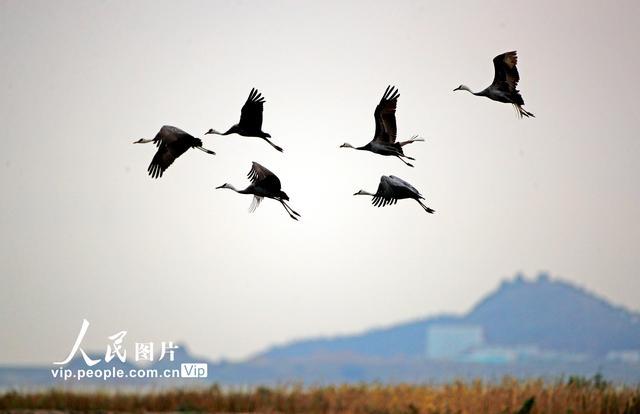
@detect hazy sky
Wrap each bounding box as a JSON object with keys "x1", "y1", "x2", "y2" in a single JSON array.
[{"x1": 1, "y1": 0, "x2": 639, "y2": 364}]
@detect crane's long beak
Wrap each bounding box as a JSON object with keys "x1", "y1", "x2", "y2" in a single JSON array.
[
  {"x1": 215, "y1": 184, "x2": 225, "y2": 189},
  {"x1": 453, "y1": 86, "x2": 461, "y2": 91}
]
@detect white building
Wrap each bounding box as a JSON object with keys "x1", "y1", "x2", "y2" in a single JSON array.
[
  {"x1": 606, "y1": 350, "x2": 640, "y2": 364},
  {"x1": 426, "y1": 325, "x2": 484, "y2": 360}
]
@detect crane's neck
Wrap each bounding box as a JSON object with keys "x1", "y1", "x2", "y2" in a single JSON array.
[
  {"x1": 342, "y1": 142, "x2": 369, "y2": 151},
  {"x1": 458, "y1": 85, "x2": 481, "y2": 95},
  {"x1": 206, "y1": 125, "x2": 237, "y2": 136},
  {"x1": 217, "y1": 183, "x2": 240, "y2": 192},
  {"x1": 219, "y1": 184, "x2": 254, "y2": 195}
]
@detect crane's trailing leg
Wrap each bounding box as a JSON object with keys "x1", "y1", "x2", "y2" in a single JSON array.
[
  {"x1": 515, "y1": 104, "x2": 534, "y2": 118},
  {"x1": 395, "y1": 155, "x2": 414, "y2": 167},
  {"x1": 283, "y1": 200, "x2": 301, "y2": 217},
  {"x1": 279, "y1": 199, "x2": 300, "y2": 220},
  {"x1": 262, "y1": 137, "x2": 284, "y2": 153},
  {"x1": 195, "y1": 146, "x2": 216, "y2": 155},
  {"x1": 279, "y1": 201, "x2": 299, "y2": 221},
  {"x1": 417, "y1": 200, "x2": 435, "y2": 214}
]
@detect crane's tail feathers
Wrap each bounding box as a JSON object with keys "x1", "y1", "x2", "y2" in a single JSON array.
[
  {"x1": 514, "y1": 104, "x2": 535, "y2": 118},
  {"x1": 399, "y1": 135, "x2": 425, "y2": 146},
  {"x1": 196, "y1": 146, "x2": 216, "y2": 155},
  {"x1": 417, "y1": 200, "x2": 435, "y2": 214}
]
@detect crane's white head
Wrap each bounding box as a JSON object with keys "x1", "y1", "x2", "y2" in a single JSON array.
[
  {"x1": 453, "y1": 84, "x2": 472, "y2": 93},
  {"x1": 340, "y1": 142, "x2": 355, "y2": 149}
]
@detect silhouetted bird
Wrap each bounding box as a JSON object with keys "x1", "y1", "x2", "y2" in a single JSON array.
[
  {"x1": 133, "y1": 125, "x2": 215, "y2": 179},
  {"x1": 454, "y1": 51, "x2": 534, "y2": 118},
  {"x1": 354, "y1": 175, "x2": 435, "y2": 213},
  {"x1": 216, "y1": 162, "x2": 300, "y2": 221},
  {"x1": 205, "y1": 88, "x2": 283, "y2": 152},
  {"x1": 514, "y1": 397, "x2": 535, "y2": 414},
  {"x1": 340, "y1": 85, "x2": 424, "y2": 167}
]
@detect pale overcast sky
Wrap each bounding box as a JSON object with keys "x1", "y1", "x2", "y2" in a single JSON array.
[{"x1": 1, "y1": 0, "x2": 639, "y2": 364}]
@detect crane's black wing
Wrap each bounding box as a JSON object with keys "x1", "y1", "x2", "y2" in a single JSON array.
[
  {"x1": 147, "y1": 126, "x2": 197, "y2": 178},
  {"x1": 238, "y1": 88, "x2": 265, "y2": 131},
  {"x1": 148, "y1": 142, "x2": 186, "y2": 178},
  {"x1": 371, "y1": 176, "x2": 398, "y2": 207},
  {"x1": 247, "y1": 161, "x2": 281, "y2": 192},
  {"x1": 388, "y1": 175, "x2": 421, "y2": 197},
  {"x1": 371, "y1": 175, "x2": 422, "y2": 206},
  {"x1": 152, "y1": 125, "x2": 188, "y2": 146},
  {"x1": 373, "y1": 86, "x2": 400, "y2": 144},
  {"x1": 491, "y1": 51, "x2": 520, "y2": 93}
]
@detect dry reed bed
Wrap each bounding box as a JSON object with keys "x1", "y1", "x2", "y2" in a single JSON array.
[{"x1": 1, "y1": 378, "x2": 639, "y2": 413}]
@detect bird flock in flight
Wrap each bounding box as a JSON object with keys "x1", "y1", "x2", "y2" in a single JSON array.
[{"x1": 133, "y1": 51, "x2": 534, "y2": 221}]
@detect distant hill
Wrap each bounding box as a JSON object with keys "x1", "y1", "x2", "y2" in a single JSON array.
[
  {"x1": 466, "y1": 274, "x2": 640, "y2": 355},
  {"x1": 258, "y1": 273, "x2": 640, "y2": 360},
  {"x1": 258, "y1": 314, "x2": 459, "y2": 361}
]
